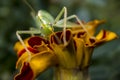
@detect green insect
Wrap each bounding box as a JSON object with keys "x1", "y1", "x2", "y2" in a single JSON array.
[{"x1": 16, "y1": 0, "x2": 88, "y2": 61}]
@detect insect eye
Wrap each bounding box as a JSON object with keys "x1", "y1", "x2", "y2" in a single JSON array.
[
  {"x1": 40, "y1": 26, "x2": 43, "y2": 29},
  {"x1": 49, "y1": 23, "x2": 52, "y2": 26}
]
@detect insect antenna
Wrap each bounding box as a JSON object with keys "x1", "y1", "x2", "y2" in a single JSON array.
[{"x1": 23, "y1": 0, "x2": 36, "y2": 15}]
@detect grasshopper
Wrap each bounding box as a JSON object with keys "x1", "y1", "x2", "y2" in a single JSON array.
[{"x1": 16, "y1": 0, "x2": 89, "y2": 61}]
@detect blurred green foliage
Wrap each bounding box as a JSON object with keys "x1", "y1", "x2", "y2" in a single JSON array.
[{"x1": 0, "y1": 0, "x2": 120, "y2": 80}]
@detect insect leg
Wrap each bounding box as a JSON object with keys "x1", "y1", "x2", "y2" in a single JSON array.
[
  {"x1": 54, "y1": 7, "x2": 67, "y2": 23},
  {"x1": 53, "y1": 7, "x2": 68, "y2": 46},
  {"x1": 29, "y1": 27, "x2": 38, "y2": 36},
  {"x1": 63, "y1": 7, "x2": 67, "y2": 46},
  {"x1": 57, "y1": 15, "x2": 92, "y2": 37},
  {"x1": 16, "y1": 30, "x2": 41, "y2": 62}
]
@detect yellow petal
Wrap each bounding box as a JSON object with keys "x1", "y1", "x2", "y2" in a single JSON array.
[
  {"x1": 71, "y1": 20, "x2": 105, "y2": 37},
  {"x1": 14, "y1": 38, "x2": 29, "y2": 55},
  {"x1": 73, "y1": 37, "x2": 84, "y2": 66},
  {"x1": 96, "y1": 30, "x2": 118, "y2": 41},
  {"x1": 86, "y1": 20, "x2": 105, "y2": 28},
  {"x1": 16, "y1": 52, "x2": 29, "y2": 69},
  {"x1": 29, "y1": 51, "x2": 56, "y2": 76},
  {"x1": 52, "y1": 44, "x2": 77, "y2": 68},
  {"x1": 50, "y1": 29, "x2": 76, "y2": 68},
  {"x1": 81, "y1": 46, "x2": 94, "y2": 69},
  {"x1": 105, "y1": 31, "x2": 118, "y2": 41},
  {"x1": 86, "y1": 20, "x2": 106, "y2": 36},
  {"x1": 73, "y1": 35, "x2": 94, "y2": 69}
]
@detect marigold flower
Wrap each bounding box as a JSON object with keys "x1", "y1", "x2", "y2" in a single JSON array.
[
  {"x1": 14, "y1": 36, "x2": 58, "y2": 80},
  {"x1": 14, "y1": 20, "x2": 118, "y2": 80}
]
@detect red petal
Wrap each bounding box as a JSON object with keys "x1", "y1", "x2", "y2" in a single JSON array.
[
  {"x1": 14, "y1": 62, "x2": 34, "y2": 80},
  {"x1": 61, "y1": 30, "x2": 72, "y2": 43},
  {"x1": 28, "y1": 36, "x2": 48, "y2": 47},
  {"x1": 18, "y1": 47, "x2": 39, "y2": 57},
  {"x1": 50, "y1": 31, "x2": 62, "y2": 44},
  {"x1": 50, "y1": 30, "x2": 72, "y2": 44}
]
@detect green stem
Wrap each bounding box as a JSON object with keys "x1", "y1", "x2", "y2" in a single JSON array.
[{"x1": 53, "y1": 67, "x2": 90, "y2": 80}]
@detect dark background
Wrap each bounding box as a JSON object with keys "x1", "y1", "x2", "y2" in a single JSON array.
[{"x1": 0, "y1": 0, "x2": 120, "y2": 80}]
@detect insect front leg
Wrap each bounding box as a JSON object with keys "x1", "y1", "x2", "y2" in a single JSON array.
[
  {"x1": 54, "y1": 7, "x2": 67, "y2": 23},
  {"x1": 16, "y1": 30, "x2": 41, "y2": 62},
  {"x1": 54, "y1": 7, "x2": 68, "y2": 46}
]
